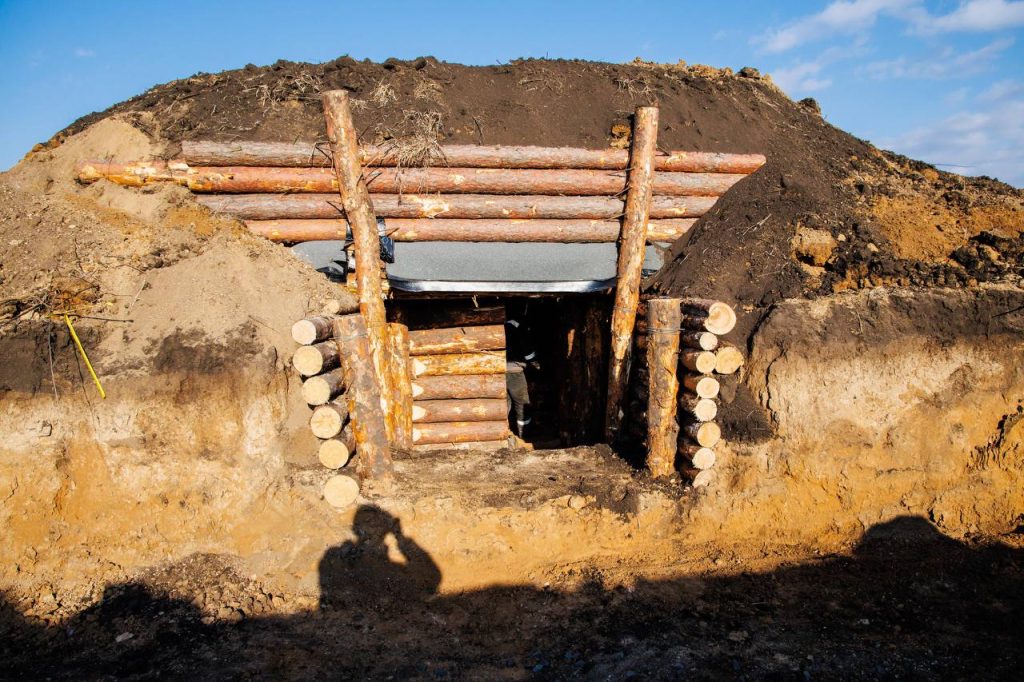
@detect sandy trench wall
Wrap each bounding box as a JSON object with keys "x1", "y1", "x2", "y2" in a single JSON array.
[{"x1": 1, "y1": 282, "x2": 1022, "y2": 604}]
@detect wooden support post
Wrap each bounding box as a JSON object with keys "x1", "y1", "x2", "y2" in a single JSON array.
[
  {"x1": 321, "y1": 90, "x2": 394, "y2": 441},
  {"x1": 333, "y1": 314, "x2": 393, "y2": 490},
  {"x1": 605, "y1": 105, "x2": 659, "y2": 439},
  {"x1": 386, "y1": 322, "x2": 413, "y2": 449},
  {"x1": 645, "y1": 297, "x2": 682, "y2": 478}
]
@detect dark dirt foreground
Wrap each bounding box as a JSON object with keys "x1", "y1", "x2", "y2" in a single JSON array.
[{"x1": 2, "y1": 516, "x2": 1022, "y2": 680}]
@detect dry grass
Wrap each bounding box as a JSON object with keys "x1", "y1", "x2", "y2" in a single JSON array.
[
  {"x1": 371, "y1": 110, "x2": 446, "y2": 170},
  {"x1": 413, "y1": 79, "x2": 444, "y2": 103},
  {"x1": 614, "y1": 74, "x2": 657, "y2": 102},
  {"x1": 244, "y1": 73, "x2": 323, "y2": 109},
  {"x1": 369, "y1": 80, "x2": 398, "y2": 107}
]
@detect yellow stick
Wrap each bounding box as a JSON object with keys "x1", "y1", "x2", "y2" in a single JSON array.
[{"x1": 64, "y1": 314, "x2": 106, "y2": 399}]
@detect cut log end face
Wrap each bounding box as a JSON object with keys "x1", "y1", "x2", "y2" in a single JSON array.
[
  {"x1": 685, "y1": 447, "x2": 717, "y2": 470},
  {"x1": 323, "y1": 474, "x2": 360, "y2": 508},
  {"x1": 292, "y1": 319, "x2": 319, "y2": 345},
  {"x1": 683, "y1": 350, "x2": 717, "y2": 374},
  {"x1": 690, "y1": 469, "x2": 716, "y2": 488},
  {"x1": 690, "y1": 398, "x2": 718, "y2": 422},
  {"x1": 318, "y1": 438, "x2": 353, "y2": 469},
  {"x1": 302, "y1": 377, "x2": 333, "y2": 405},
  {"x1": 693, "y1": 422, "x2": 721, "y2": 448},
  {"x1": 310, "y1": 403, "x2": 348, "y2": 439},
  {"x1": 293, "y1": 345, "x2": 327, "y2": 376},
  {"x1": 714, "y1": 346, "x2": 744, "y2": 375},
  {"x1": 685, "y1": 375, "x2": 720, "y2": 399},
  {"x1": 704, "y1": 303, "x2": 737, "y2": 336},
  {"x1": 696, "y1": 332, "x2": 718, "y2": 351}
]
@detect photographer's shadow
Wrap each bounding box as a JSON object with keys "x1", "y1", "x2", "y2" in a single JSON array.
[{"x1": 317, "y1": 505, "x2": 442, "y2": 609}]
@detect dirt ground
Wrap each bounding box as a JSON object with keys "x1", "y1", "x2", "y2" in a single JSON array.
[{"x1": 1, "y1": 56, "x2": 1023, "y2": 680}]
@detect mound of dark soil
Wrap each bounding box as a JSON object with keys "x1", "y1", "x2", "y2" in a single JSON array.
[{"x1": 44, "y1": 57, "x2": 1021, "y2": 338}]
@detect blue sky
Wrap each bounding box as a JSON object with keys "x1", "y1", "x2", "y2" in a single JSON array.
[{"x1": 1, "y1": 0, "x2": 1022, "y2": 185}]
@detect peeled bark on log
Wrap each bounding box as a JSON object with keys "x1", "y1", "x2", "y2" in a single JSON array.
[
  {"x1": 322, "y1": 90, "x2": 394, "y2": 441},
  {"x1": 386, "y1": 322, "x2": 413, "y2": 449},
  {"x1": 681, "y1": 349, "x2": 717, "y2": 374},
  {"x1": 678, "y1": 395, "x2": 718, "y2": 422},
  {"x1": 318, "y1": 428, "x2": 356, "y2": 469},
  {"x1": 682, "y1": 374, "x2": 720, "y2": 400},
  {"x1": 198, "y1": 193, "x2": 716, "y2": 221},
  {"x1": 606, "y1": 106, "x2": 659, "y2": 439},
  {"x1": 411, "y1": 352, "x2": 506, "y2": 378},
  {"x1": 645, "y1": 297, "x2": 682, "y2": 477},
  {"x1": 680, "y1": 299, "x2": 737, "y2": 335},
  {"x1": 292, "y1": 341, "x2": 340, "y2": 376},
  {"x1": 332, "y1": 314, "x2": 393, "y2": 487},
  {"x1": 682, "y1": 421, "x2": 721, "y2": 448},
  {"x1": 410, "y1": 373, "x2": 507, "y2": 400},
  {"x1": 408, "y1": 324, "x2": 505, "y2": 356},
  {"x1": 302, "y1": 368, "x2": 346, "y2": 405},
  {"x1": 292, "y1": 315, "x2": 341, "y2": 345},
  {"x1": 679, "y1": 444, "x2": 716, "y2": 470},
  {"x1": 323, "y1": 474, "x2": 360, "y2": 508},
  {"x1": 412, "y1": 420, "x2": 510, "y2": 445},
  {"x1": 681, "y1": 331, "x2": 719, "y2": 351},
  {"x1": 244, "y1": 217, "x2": 696, "y2": 243},
  {"x1": 310, "y1": 400, "x2": 350, "y2": 439},
  {"x1": 714, "y1": 343, "x2": 745, "y2": 375},
  {"x1": 77, "y1": 160, "x2": 741, "y2": 197},
  {"x1": 181, "y1": 140, "x2": 767, "y2": 173},
  {"x1": 411, "y1": 398, "x2": 508, "y2": 423}
]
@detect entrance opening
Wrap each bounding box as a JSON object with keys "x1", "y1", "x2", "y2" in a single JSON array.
[{"x1": 389, "y1": 294, "x2": 610, "y2": 449}]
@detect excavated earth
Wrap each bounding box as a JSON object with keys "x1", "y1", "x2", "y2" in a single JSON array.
[{"x1": 1, "y1": 58, "x2": 1022, "y2": 679}]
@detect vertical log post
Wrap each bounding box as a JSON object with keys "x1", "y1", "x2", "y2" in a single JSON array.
[
  {"x1": 645, "y1": 298, "x2": 682, "y2": 477},
  {"x1": 605, "y1": 106, "x2": 659, "y2": 440},
  {"x1": 322, "y1": 90, "x2": 394, "y2": 441},
  {"x1": 387, "y1": 322, "x2": 414, "y2": 449},
  {"x1": 333, "y1": 314, "x2": 394, "y2": 491}
]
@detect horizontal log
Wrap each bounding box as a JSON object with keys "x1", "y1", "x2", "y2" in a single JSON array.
[
  {"x1": 245, "y1": 217, "x2": 696, "y2": 243},
  {"x1": 412, "y1": 420, "x2": 511, "y2": 445},
  {"x1": 292, "y1": 315, "x2": 340, "y2": 345},
  {"x1": 681, "y1": 331, "x2": 719, "y2": 351},
  {"x1": 682, "y1": 374, "x2": 720, "y2": 400},
  {"x1": 679, "y1": 395, "x2": 718, "y2": 422},
  {"x1": 310, "y1": 401, "x2": 349, "y2": 439},
  {"x1": 401, "y1": 305, "x2": 505, "y2": 330},
  {"x1": 682, "y1": 421, "x2": 721, "y2": 448},
  {"x1": 680, "y1": 299, "x2": 737, "y2": 335},
  {"x1": 198, "y1": 193, "x2": 715, "y2": 221},
  {"x1": 411, "y1": 373, "x2": 507, "y2": 400},
  {"x1": 292, "y1": 341, "x2": 340, "y2": 376},
  {"x1": 408, "y1": 324, "x2": 505, "y2": 356},
  {"x1": 411, "y1": 398, "x2": 508, "y2": 423},
  {"x1": 411, "y1": 439, "x2": 509, "y2": 452},
  {"x1": 76, "y1": 161, "x2": 742, "y2": 197},
  {"x1": 318, "y1": 427, "x2": 355, "y2": 469},
  {"x1": 680, "y1": 349, "x2": 717, "y2": 374},
  {"x1": 714, "y1": 344, "x2": 744, "y2": 375},
  {"x1": 411, "y1": 352, "x2": 506, "y2": 378},
  {"x1": 301, "y1": 368, "x2": 346, "y2": 405},
  {"x1": 679, "y1": 444, "x2": 716, "y2": 470},
  {"x1": 182, "y1": 140, "x2": 767, "y2": 173},
  {"x1": 685, "y1": 468, "x2": 716, "y2": 488}
]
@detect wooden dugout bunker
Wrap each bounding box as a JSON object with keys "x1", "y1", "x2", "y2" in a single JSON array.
[{"x1": 78, "y1": 92, "x2": 762, "y2": 496}]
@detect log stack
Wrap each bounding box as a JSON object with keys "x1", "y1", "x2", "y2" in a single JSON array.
[
  {"x1": 407, "y1": 320, "x2": 512, "y2": 449},
  {"x1": 291, "y1": 313, "x2": 360, "y2": 472},
  {"x1": 636, "y1": 297, "x2": 742, "y2": 486},
  {"x1": 74, "y1": 143, "x2": 765, "y2": 247}
]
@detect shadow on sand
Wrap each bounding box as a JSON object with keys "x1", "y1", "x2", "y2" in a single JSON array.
[{"x1": 2, "y1": 512, "x2": 1022, "y2": 680}]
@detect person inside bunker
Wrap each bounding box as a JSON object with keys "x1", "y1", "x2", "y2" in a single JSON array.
[{"x1": 505, "y1": 304, "x2": 540, "y2": 438}]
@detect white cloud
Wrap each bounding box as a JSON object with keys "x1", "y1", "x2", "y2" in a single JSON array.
[
  {"x1": 978, "y1": 78, "x2": 1024, "y2": 100},
  {"x1": 863, "y1": 37, "x2": 1013, "y2": 79},
  {"x1": 74, "y1": 48, "x2": 96, "y2": 58},
  {"x1": 758, "y1": 0, "x2": 1024, "y2": 54},
  {"x1": 918, "y1": 0, "x2": 1024, "y2": 33},
  {"x1": 878, "y1": 93, "x2": 1024, "y2": 186},
  {"x1": 772, "y1": 62, "x2": 834, "y2": 93},
  {"x1": 756, "y1": 0, "x2": 921, "y2": 53}
]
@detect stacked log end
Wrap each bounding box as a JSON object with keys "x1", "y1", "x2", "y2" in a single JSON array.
[
  {"x1": 676, "y1": 297, "x2": 741, "y2": 485},
  {"x1": 641, "y1": 296, "x2": 742, "y2": 485},
  {"x1": 291, "y1": 314, "x2": 360, "y2": 500}
]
